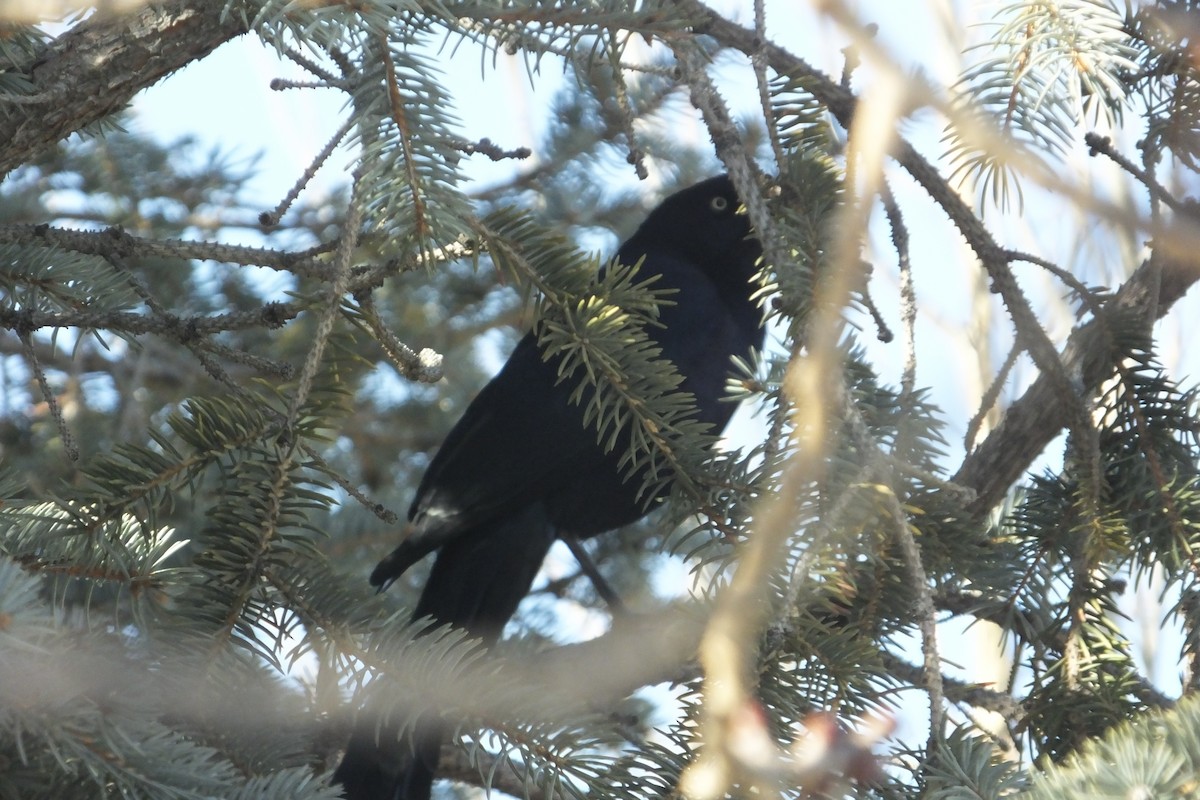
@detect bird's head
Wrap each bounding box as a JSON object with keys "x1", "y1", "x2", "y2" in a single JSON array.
[{"x1": 628, "y1": 174, "x2": 762, "y2": 280}]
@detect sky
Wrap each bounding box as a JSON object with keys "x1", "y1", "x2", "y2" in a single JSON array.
[
  {"x1": 128, "y1": 0, "x2": 1058, "y2": 413},
  {"x1": 128, "y1": 0, "x2": 988, "y2": 422},
  {"x1": 118, "y1": 0, "x2": 1199, "y2": 737}
]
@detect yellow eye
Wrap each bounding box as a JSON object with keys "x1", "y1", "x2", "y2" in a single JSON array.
[{"x1": 710, "y1": 196, "x2": 729, "y2": 212}]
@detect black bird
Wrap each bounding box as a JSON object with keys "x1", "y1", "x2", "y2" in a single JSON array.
[{"x1": 334, "y1": 174, "x2": 766, "y2": 800}]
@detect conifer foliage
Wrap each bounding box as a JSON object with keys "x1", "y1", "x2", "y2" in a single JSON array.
[{"x1": 2, "y1": 1, "x2": 1200, "y2": 798}]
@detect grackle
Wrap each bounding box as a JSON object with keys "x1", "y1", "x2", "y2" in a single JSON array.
[{"x1": 334, "y1": 174, "x2": 766, "y2": 800}]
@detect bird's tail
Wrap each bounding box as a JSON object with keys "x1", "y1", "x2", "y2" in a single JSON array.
[{"x1": 335, "y1": 504, "x2": 557, "y2": 800}]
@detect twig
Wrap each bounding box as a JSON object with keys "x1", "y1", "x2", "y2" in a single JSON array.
[
  {"x1": 0, "y1": 304, "x2": 297, "y2": 338},
  {"x1": 562, "y1": 534, "x2": 628, "y2": 615},
  {"x1": 881, "y1": 181, "x2": 915, "y2": 396},
  {"x1": 752, "y1": 0, "x2": 785, "y2": 172},
  {"x1": 964, "y1": 341, "x2": 1020, "y2": 452},
  {"x1": 885, "y1": 484, "x2": 945, "y2": 756},
  {"x1": 1006, "y1": 248, "x2": 1107, "y2": 316},
  {"x1": 607, "y1": 33, "x2": 647, "y2": 179},
  {"x1": 283, "y1": 166, "x2": 366, "y2": 437},
  {"x1": 302, "y1": 445, "x2": 400, "y2": 525},
  {"x1": 448, "y1": 136, "x2": 531, "y2": 162},
  {"x1": 18, "y1": 327, "x2": 79, "y2": 462},
  {"x1": 279, "y1": 42, "x2": 345, "y2": 85},
  {"x1": 1085, "y1": 132, "x2": 1186, "y2": 213},
  {"x1": 260, "y1": 116, "x2": 355, "y2": 227},
  {"x1": 353, "y1": 292, "x2": 444, "y2": 384},
  {"x1": 880, "y1": 653, "x2": 1023, "y2": 722},
  {"x1": 673, "y1": 36, "x2": 863, "y2": 798},
  {"x1": 0, "y1": 223, "x2": 335, "y2": 279}
]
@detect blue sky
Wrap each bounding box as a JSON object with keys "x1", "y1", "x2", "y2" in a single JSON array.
[{"x1": 118, "y1": 0, "x2": 1200, "y2": 735}]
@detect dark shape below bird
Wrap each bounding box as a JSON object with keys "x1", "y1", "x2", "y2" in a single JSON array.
[{"x1": 334, "y1": 174, "x2": 766, "y2": 800}]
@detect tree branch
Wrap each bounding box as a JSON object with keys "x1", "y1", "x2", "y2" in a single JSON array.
[
  {"x1": 954, "y1": 251, "x2": 1200, "y2": 513},
  {"x1": 0, "y1": 0, "x2": 249, "y2": 178},
  {"x1": 676, "y1": 0, "x2": 1200, "y2": 515}
]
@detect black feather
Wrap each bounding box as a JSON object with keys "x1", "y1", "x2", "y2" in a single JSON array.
[{"x1": 335, "y1": 174, "x2": 765, "y2": 800}]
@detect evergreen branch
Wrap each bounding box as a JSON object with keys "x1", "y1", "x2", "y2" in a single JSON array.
[
  {"x1": 206, "y1": 441, "x2": 294, "y2": 663},
  {"x1": 3, "y1": 503, "x2": 181, "y2": 603},
  {"x1": 469, "y1": 212, "x2": 719, "y2": 506},
  {"x1": 886, "y1": 482, "x2": 946, "y2": 753},
  {"x1": 352, "y1": 291, "x2": 444, "y2": 384},
  {"x1": 259, "y1": 114, "x2": 355, "y2": 227},
  {"x1": 1085, "y1": 131, "x2": 1187, "y2": 213},
  {"x1": 1028, "y1": 693, "x2": 1200, "y2": 798},
  {"x1": 194, "y1": 181, "x2": 372, "y2": 657},
  {"x1": 280, "y1": 163, "x2": 365, "y2": 487},
  {"x1": 0, "y1": 223, "x2": 334, "y2": 278},
  {"x1": 16, "y1": 327, "x2": 78, "y2": 461},
  {"x1": 752, "y1": 0, "x2": 785, "y2": 172},
  {"x1": 965, "y1": 339, "x2": 1021, "y2": 452},
  {"x1": 0, "y1": 556, "x2": 335, "y2": 796},
  {"x1": 1111, "y1": 368, "x2": 1194, "y2": 557},
  {"x1": 928, "y1": 726, "x2": 1028, "y2": 798},
  {"x1": 675, "y1": 43, "x2": 859, "y2": 789},
  {"x1": 9, "y1": 549, "x2": 168, "y2": 589},
  {"x1": 676, "y1": 0, "x2": 1155, "y2": 518},
  {"x1": 935, "y1": 587, "x2": 1176, "y2": 712},
  {"x1": 0, "y1": 303, "x2": 297, "y2": 337},
  {"x1": 782, "y1": 458, "x2": 872, "y2": 612},
  {"x1": 956, "y1": 249, "x2": 1199, "y2": 514},
  {"x1": 0, "y1": 0, "x2": 250, "y2": 177},
  {"x1": 441, "y1": 745, "x2": 535, "y2": 800},
  {"x1": 881, "y1": 181, "x2": 916, "y2": 397},
  {"x1": 379, "y1": 33, "x2": 429, "y2": 240},
  {"x1": 880, "y1": 653, "x2": 1024, "y2": 722},
  {"x1": 78, "y1": 398, "x2": 276, "y2": 534},
  {"x1": 832, "y1": 364, "x2": 952, "y2": 755}
]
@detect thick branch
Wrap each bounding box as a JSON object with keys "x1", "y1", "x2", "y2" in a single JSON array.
[
  {"x1": 955, "y1": 252, "x2": 1200, "y2": 513},
  {"x1": 0, "y1": 0, "x2": 249, "y2": 178},
  {"x1": 678, "y1": 0, "x2": 1200, "y2": 515}
]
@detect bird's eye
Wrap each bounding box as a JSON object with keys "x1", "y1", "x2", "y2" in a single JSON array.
[{"x1": 710, "y1": 196, "x2": 729, "y2": 212}]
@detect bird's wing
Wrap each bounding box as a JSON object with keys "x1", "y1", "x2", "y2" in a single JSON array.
[
  {"x1": 377, "y1": 243, "x2": 761, "y2": 586},
  {"x1": 409, "y1": 333, "x2": 596, "y2": 519}
]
